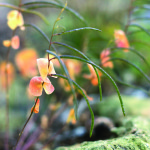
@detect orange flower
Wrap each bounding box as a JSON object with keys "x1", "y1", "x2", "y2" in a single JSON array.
[
  {"x1": 3, "y1": 40, "x2": 11, "y2": 47},
  {"x1": 15, "y1": 49, "x2": 38, "y2": 78},
  {"x1": 3, "y1": 35, "x2": 20, "y2": 50},
  {"x1": 31, "y1": 99, "x2": 40, "y2": 113},
  {"x1": 7, "y1": 10, "x2": 24, "y2": 30},
  {"x1": 100, "y1": 49, "x2": 113, "y2": 68},
  {"x1": 66, "y1": 108, "x2": 76, "y2": 124},
  {"x1": 29, "y1": 76, "x2": 54, "y2": 96},
  {"x1": 11, "y1": 35, "x2": 20, "y2": 49},
  {"x1": 0, "y1": 62, "x2": 15, "y2": 89},
  {"x1": 83, "y1": 64, "x2": 102, "y2": 86},
  {"x1": 65, "y1": 59, "x2": 81, "y2": 80},
  {"x1": 114, "y1": 30, "x2": 129, "y2": 52},
  {"x1": 37, "y1": 58, "x2": 57, "y2": 81}
]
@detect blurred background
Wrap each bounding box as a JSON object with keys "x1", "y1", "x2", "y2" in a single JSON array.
[{"x1": 0, "y1": 0, "x2": 150, "y2": 149}]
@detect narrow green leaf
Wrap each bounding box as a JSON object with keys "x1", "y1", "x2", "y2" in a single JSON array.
[
  {"x1": 0, "y1": 3, "x2": 49, "y2": 25},
  {"x1": 111, "y1": 47, "x2": 150, "y2": 69},
  {"x1": 94, "y1": 68, "x2": 102, "y2": 101},
  {"x1": 47, "y1": 53, "x2": 125, "y2": 116},
  {"x1": 110, "y1": 57, "x2": 150, "y2": 82},
  {"x1": 24, "y1": 23, "x2": 49, "y2": 42},
  {"x1": 52, "y1": 73, "x2": 94, "y2": 137},
  {"x1": 129, "y1": 24, "x2": 150, "y2": 37},
  {"x1": 53, "y1": 27, "x2": 101, "y2": 36},
  {"x1": 46, "y1": 51, "x2": 78, "y2": 119},
  {"x1": 22, "y1": 1, "x2": 87, "y2": 25},
  {"x1": 53, "y1": 42, "x2": 102, "y2": 101},
  {"x1": 23, "y1": 10, "x2": 50, "y2": 25}
]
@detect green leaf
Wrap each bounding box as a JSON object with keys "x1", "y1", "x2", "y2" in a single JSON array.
[
  {"x1": 53, "y1": 73, "x2": 94, "y2": 137},
  {"x1": 53, "y1": 42, "x2": 102, "y2": 101},
  {"x1": 46, "y1": 51, "x2": 78, "y2": 119},
  {"x1": 24, "y1": 23, "x2": 49, "y2": 42},
  {"x1": 0, "y1": 3, "x2": 49, "y2": 25},
  {"x1": 111, "y1": 47, "x2": 150, "y2": 69},
  {"x1": 110, "y1": 57, "x2": 150, "y2": 83},
  {"x1": 47, "y1": 53, "x2": 125, "y2": 116},
  {"x1": 129, "y1": 24, "x2": 150, "y2": 37},
  {"x1": 53, "y1": 27, "x2": 101, "y2": 36},
  {"x1": 22, "y1": 1, "x2": 87, "y2": 25}
]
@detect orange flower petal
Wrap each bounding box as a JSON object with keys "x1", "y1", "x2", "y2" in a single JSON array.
[
  {"x1": 31, "y1": 99, "x2": 40, "y2": 113},
  {"x1": 15, "y1": 49, "x2": 38, "y2": 77},
  {"x1": 43, "y1": 77, "x2": 55, "y2": 94},
  {"x1": 0, "y1": 62, "x2": 15, "y2": 90},
  {"x1": 114, "y1": 30, "x2": 129, "y2": 52},
  {"x1": 11, "y1": 35, "x2": 20, "y2": 49},
  {"x1": 37, "y1": 58, "x2": 48, "y2": 81},
  {"x1": 7, "y1": 10, "x2": 24, "y2": 30},
  {"x1": 100, "y1": 49, "x2": 113, "y2": 68},
  {"x1": 48, "y1": 61, "x2": 57, "y2": 78},
  {"x1": 67, "y1": 108, "x2": 76, "y2": 124},
  {"x1": 3, "y1": 40, "x2": 11, "y2": 47},
  {"x1": 29, "y1": 76, "x2": 43, "y2": 96}
]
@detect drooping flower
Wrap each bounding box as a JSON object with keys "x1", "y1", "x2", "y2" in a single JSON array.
[
  {"x1": 3, "y1": 35, "x2": 20, "y2": 50},
  {"x1": 0, "y1": 62, "x2": 15, "y2": 89},
  {"x1": 37, "y1": 58, "x2": 57, "y2": 81},
  {"x1": 29, "y1": 76, "x2": 54, "y2": 96},
  {"x1": 31, "y1": 99, "x2": 40, "y2": 113},
  {"x1": 83, "y1": 64, "x2": 102, "y2": 86},
  {"x1": 100, "y1": 49, "x2": 113, "y2": 68},
  {"x1": 114, "y1": 30, "x2": 129, "y2": 52},
  {"x1": 66, "y1": 108, "x2": 76, "y2": 124},
  {"x1": 15, "y1": 49, "x2": 38, "y2": 77},
  {"x1": 7, "y1": 10, "x2": 24, "y2": 30}
]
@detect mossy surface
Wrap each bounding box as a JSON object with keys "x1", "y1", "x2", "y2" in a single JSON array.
[
  {"x1": 56, "y1": 95, "x2": 150, "y2": 150},
  {"x1": 56, "y1": 117, "x2": 150, "y2": 150}
]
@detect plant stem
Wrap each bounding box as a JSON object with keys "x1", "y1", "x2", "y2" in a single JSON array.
[
  {"x1": 4, "y1": 28, "x2": 17, "y2": 150},
  {"x1": 13, "y1": 97, "x2": 39, "y2": 150}
]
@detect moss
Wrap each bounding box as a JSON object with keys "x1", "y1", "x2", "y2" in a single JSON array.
[{"x1": 56, "y1": 117, "x2": 150, "y2": 150}]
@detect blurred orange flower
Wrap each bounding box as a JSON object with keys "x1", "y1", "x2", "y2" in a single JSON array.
[
  {"x1": 66, "y1": 108, "x2": 76, "y2": 124},
  {"x1": 100, "y1": 49, "x2": 113, "y2": 68},
  {"x1": 3, "y1": 40, "x2": 11, "y2": 47},
  {"x1": 15, "y1": 49, "x2": 38, "y2": 78},
  {"x1": 0, "y1": 62, "x2": 15, "y2": 89},
  {"x1": 31, "y1": 99, "x2": 40, "y2": 113},
  {"x1": 37, "y1": 58, "x2": 57, "y2": 81},
  {"x1": 59, "y1": 78, "x2": 71, "y2": 92},
  {"x1": 83, "y1": 64, "x2": 102, "y2": 86},
  {"x1": 114, "y1": 30, "x2": 129, "y2": 52},
  {"x1": 3, "y1": 35, "x2": 20, "y2": 50},
  {"x1": 29, "y1": 76, "x2": 54, "y2": 96},
  {"x1": 65, "y1": 59, "x2": 81, "y2": 80},
  {"x1": 7, "y1": 10, "x2": 24, "y2": 30}
]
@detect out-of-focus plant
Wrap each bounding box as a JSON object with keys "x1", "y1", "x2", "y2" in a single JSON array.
[{"x1": 0, "y1": 0, "x2": 150, "y2": 149}]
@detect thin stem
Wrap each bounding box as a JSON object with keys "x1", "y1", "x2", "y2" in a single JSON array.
[
  {"x1": 124, "y1": 0, "x2": 134, "y2": 33},
  {"x1": 4, "y1": 28, "x2": 17, "y2": 150},
  {"x1": 13, "y1": 97, "x2": 39, "y2": 150},
  {"x1": 48, "y1": 5, "x2": 65, "y2": 68}
]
